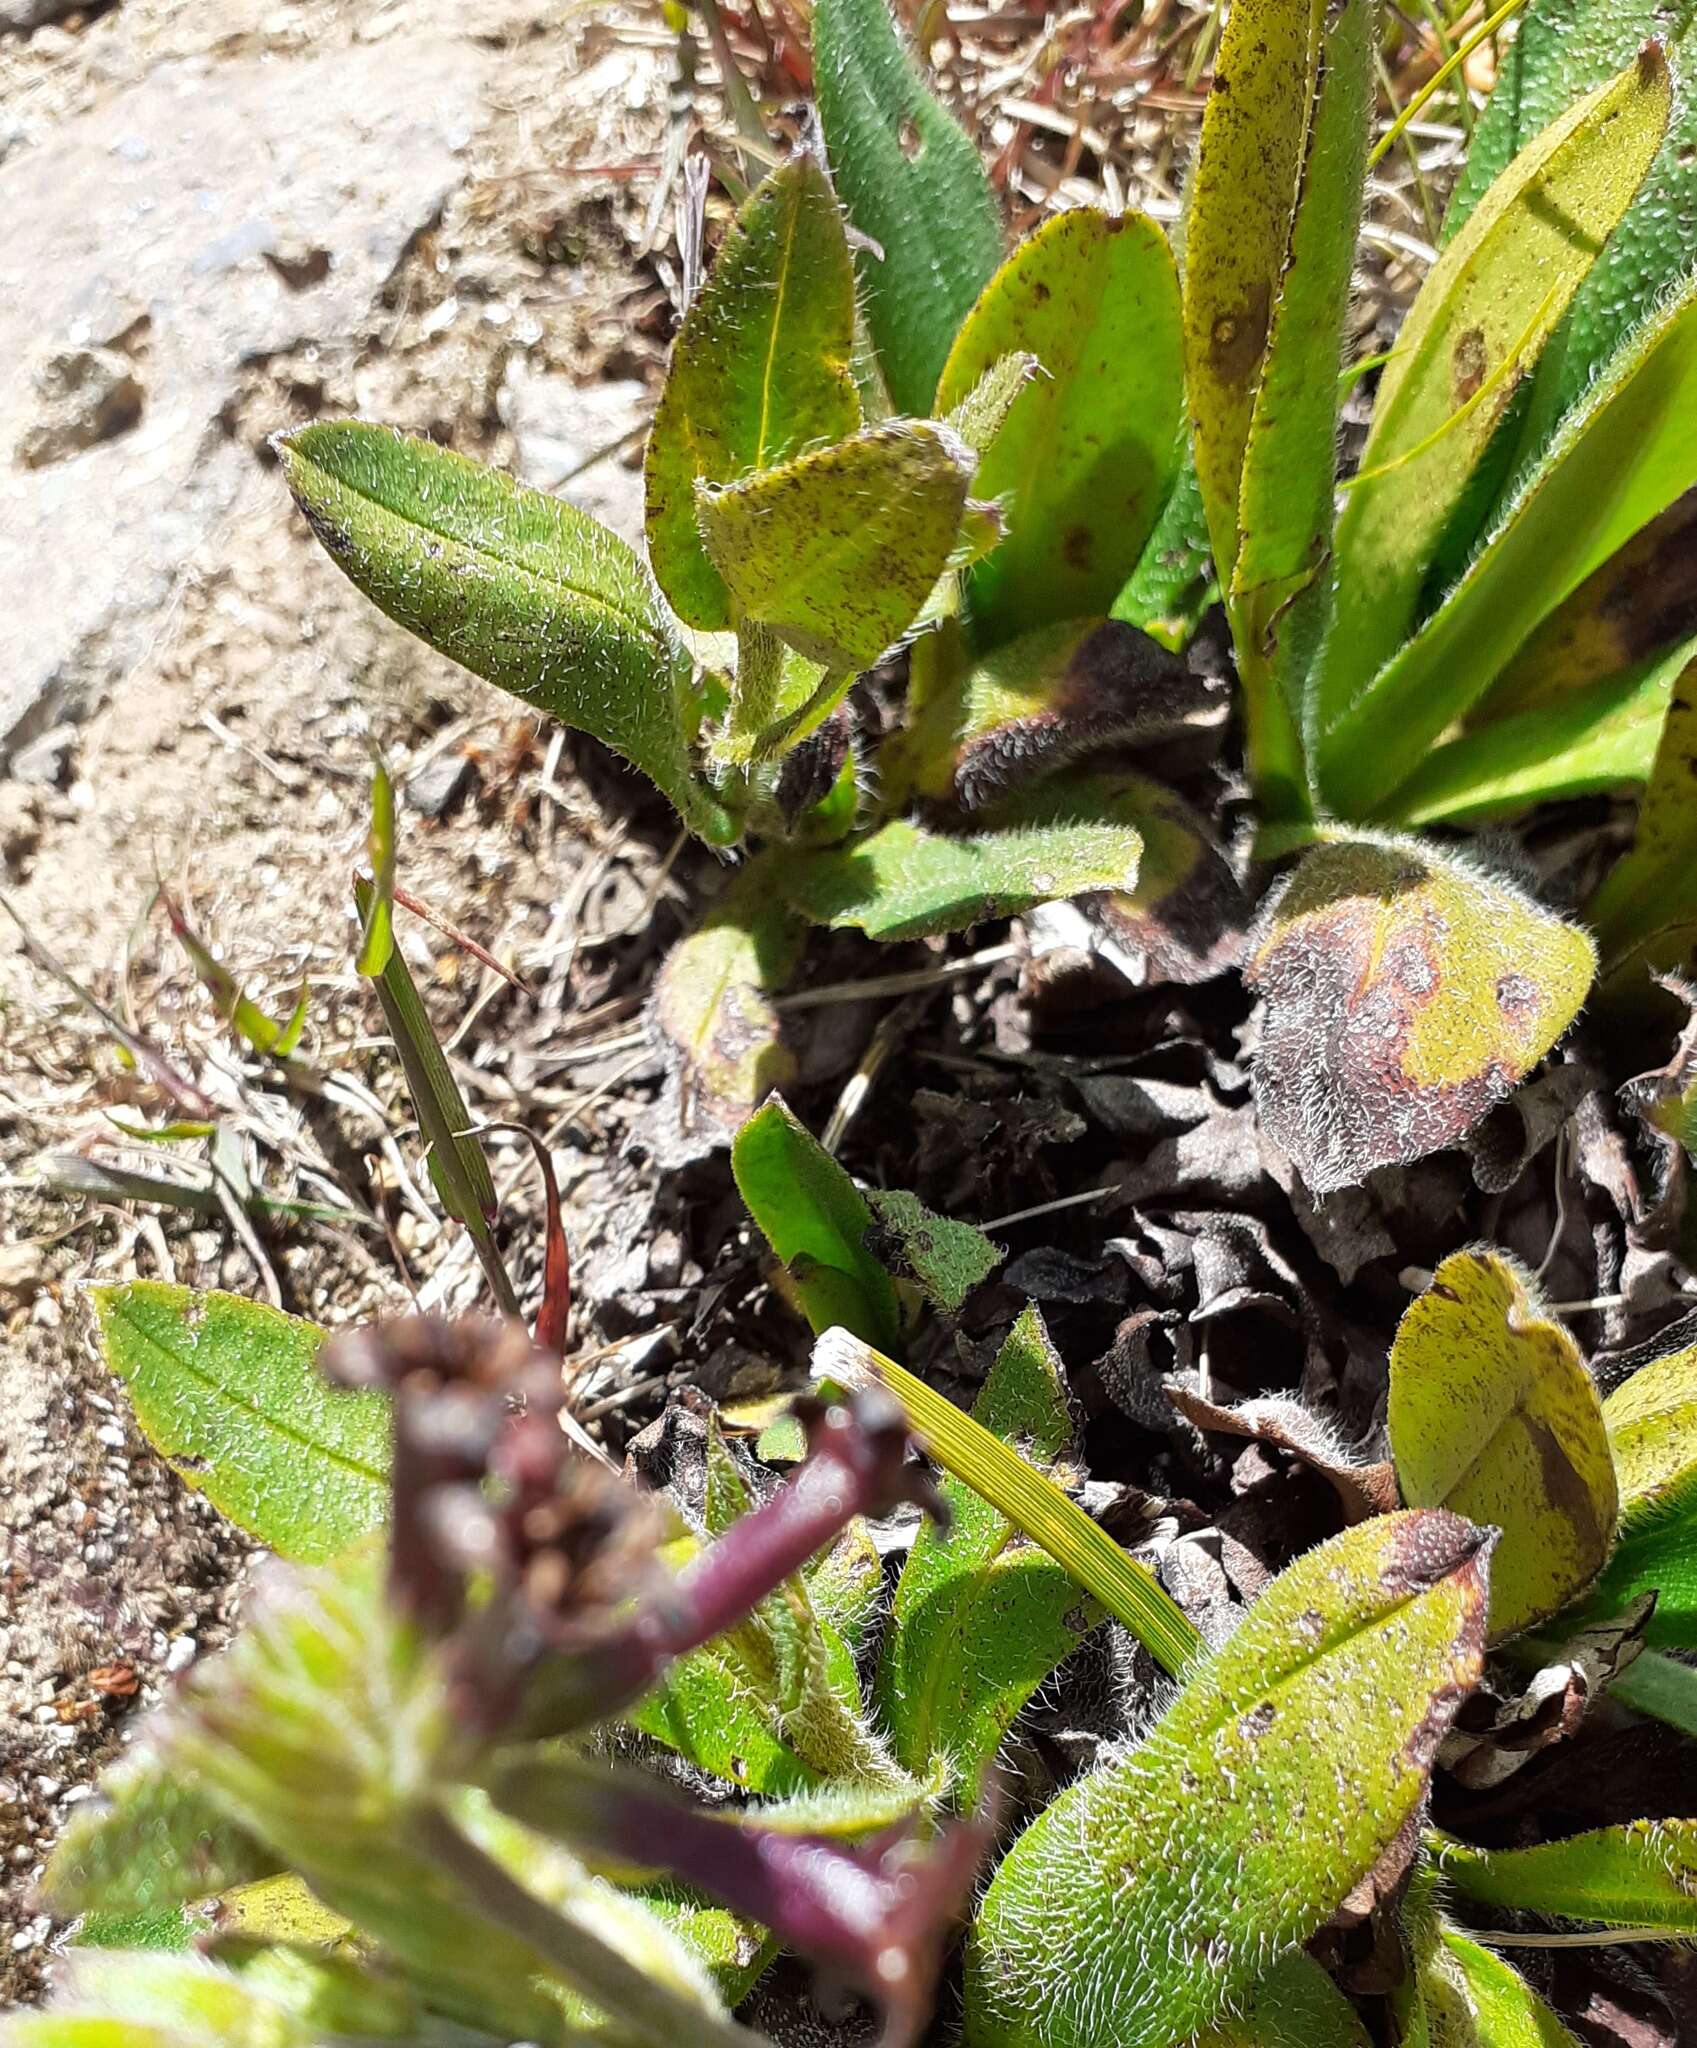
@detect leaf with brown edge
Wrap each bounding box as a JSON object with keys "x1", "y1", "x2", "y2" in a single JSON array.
[
  {"x1": 935, "y1": 207, "x2": 1184, "y2": 649},
  {"x1": 886, "y1": 615, "x2": 1211, "y2": 810},
  {"x1": 1166, "y1": 1387, "x2": 1396, "y2": 1524},
  {"x1": 695, "y1": 420, "x2": 974, "y2": 672},
  {"x1": 1388, "y1": 1249, "x2": 1618, "y2": 1642},
  {"x1": 647, "y1": 854, "x2": 804, "y2": 1169},
  {"x1": 1468, "y1": 489, "x2": 1697, "y2": 723},
  {"x1": 1246, "y1": 834, "x2": 1596, "y2": 1192},
  {"x1": 645, "y1": 154, "x2": 861, "y2": 633},
  {"x1": 1033, "y1": 775, "x2": 1250, "y2": 987},
  {"x1": 963, "y1": 1510, "x2": 1491, "y2": 2048}
]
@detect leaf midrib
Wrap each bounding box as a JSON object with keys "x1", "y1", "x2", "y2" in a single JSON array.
[
  {"x1": 308, "y1": 449, "x2": 670, "y2": 665},
  {"x1": 111, "y1": 1299, "x2": 388, "y2": 1490}
]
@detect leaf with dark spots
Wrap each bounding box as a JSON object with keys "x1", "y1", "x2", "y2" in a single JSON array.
[
  {"x1": 1316, "y1": 275, "x2": 1697, "y2": 817},
  {"x1": 275, "y1": 422, "x2": 734, "y2": 845},
  {"x1": 1182, "y1": 0, "x2": 1325, "y2": 595},
  {"x1": 695, "y1": 420, "x2": 974, "y2": 672},
  {"x1": 812, "y1": 0, "x2": 1003, "y2": 416},
  {"x1": 1247, "y1": 835, "x2": 1596, "y2": 1192},
  {"x1": 776, "y1": 807, "x2": 1143, "y2": 943},
  {"x1": 647, "y1": 856, "x2": 804, "y2": 1168},
  {"x1": 1165, "y1": 1387, "x2": 1396, "y2": 1524},
  {"x1": 1389, "y1": 1249, "x2": 1618, "y2": 1641},
  {"x1": 964, "y1": 1510, "x2": 1490, "y2": 2048},
  {"x1": 1477, "y1": 491, "x2": 1697, "y2": 721},
  {"x1": 887, "y1": 615, "x2": 1213, "y2": 810},
  {"x1": 1588, "y1": 648, "x2": 1697, "y2": 986},
  {"x1": 645, "y1": 154, "x2": 861, "y2": 632},
  {"x1": 1228, "y1": 0, "x2": 1373, "y2": 819},
  {"x1": 1323, "y1": 51, "x2": 1671, "y2": 728},
  {"x1": 934, "y1": 207, "x2": 1184, "y2": 647}
]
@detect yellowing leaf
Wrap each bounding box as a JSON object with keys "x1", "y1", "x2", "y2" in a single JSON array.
[
  {"x1": 647, "y1": 855, "x2": 804, "y2": 1166},
  {"x1": 1325, "y1": 49, "x2": 1671, "y2": 717},
  {"x1": 90, "y1": 1284, "x2": 388, "y2": 1564},
  {"x1": 935, "y1": 208, "x2": 1183, "y2": 647},
  {"x1": 964, "y1": 1511, "x2": 1490, "y2": 2048},
  {"x1": 1247, "y1": 836, "x2": 1596, "y2": 1191},
  {"x1": 1183, "y1": 0, "x2": 1325, "y2": 592},
  {"x1": 1602, "y1": 1312, "x2": 1697, "y2": 1514},
  {"x1": 1388, "y1": 1249, "x2": 1618, "y2": 1640},
  {"x1": 645, "y1": 156, "x2": 861, "y2": 631},
  {"x1": 1405, "y1": 1922, "x2": 1582, "y2": 2048},
  {"x1": 695, "y1": 421, "x2": 974, "y2": 670}
]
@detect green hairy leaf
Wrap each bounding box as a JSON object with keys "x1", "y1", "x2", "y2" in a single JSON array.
[
  {"x1": 1587, "y1": 647, "x2": 1697, "y2": 981},
  {"x1": 876, "y1": 1305, "x2": 1098, "y2": 1789},
  {"x1": 732, "y1": 1096, "x2": 903, "y2": 1351},
  {"x1": 645, "y1": 154, "x2": 861, "y2": 631},
  {"x1": 1601, "y1": 1313, "x2": 1697, "y2": 1514},
  {"x1": 1383, "y1": 648, "x2": 1683, "y2": 826},
  {"x1": 44, "y1": 1755, "x2": 277, "y2": 1921},
  {"x1": 1319, "y1": 275, "x2": 1697, "y2": 817},
  {"x1": 964, "y1": 1511, "x2": 1490, "y2": 2048},
  {"x1": 695, "y1": 420, "x2": 974, "y2": 671},
  {"x1": 812, "y1": 0, "x2": 1003, "y2": 415},
  {"x1": 865, "y1": 1185, "x2": 1001, "y2": 1315},
  {"x1": 1324, "y1": 49, "x2": 1671, "y2": 719},
  {"x1": 1111, "y1": 454, "x2": 1216, "y2": 648},
  {"x1": 1405, "y1": 1920, "x2": 1582, "y2": 2048},
  {"x1": 778, "y1": 809, "x2": 1144, "y2": 942},
  {"x1": 1195, "y1": 1954, "x2": 1370, "y2": 2048},
  {"x1": 1436, "y1": 1820, "x2": 1697, "y2": 1935},
  {"x1": 1247, "y1": 836, "x2": 1596, "y2": 1191},
  {"x1": 1389, "y1": 1249, "x2": 1617, "y2": 1640},
  {"x1": 935, "y1": 206, "x2": 1184, "y2": 646},
  {"x1": 277, "y1": 422, "x2": 734, "y2": 844},
  {"x1": 90, "y1": 1284, "x2": 387, "y2": 1563}
]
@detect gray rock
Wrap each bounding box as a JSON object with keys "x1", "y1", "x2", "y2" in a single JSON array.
[
  {"x1": 404, "y1": 749, "x2": 476, "y2": 819},
  {"x1": 0, "y1": 36, "x2": 494, "y2": 763},
  {"x1": 15, "y1": 348, "x2": 143, "y2": 469},
  {"x1": 496, "y1": 362, "x2": 648, "y2": 545}
]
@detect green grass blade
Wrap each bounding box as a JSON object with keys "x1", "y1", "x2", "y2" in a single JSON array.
[{"x1": 812, "y1": 1326, "x2": 1202, "y2": 1675}]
